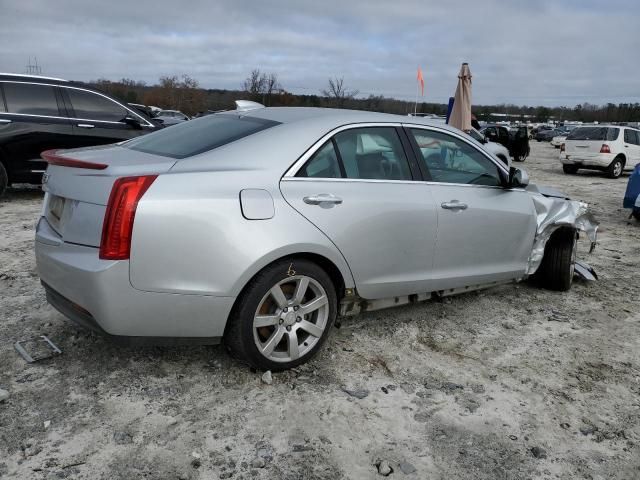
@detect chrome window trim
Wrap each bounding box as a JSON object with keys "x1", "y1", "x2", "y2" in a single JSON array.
[
  {"x1": 280, "y1": 176, "x2": 523, "y2": 192},
  {"x1": 283, "y1": 122, "x2": 510, "y2": 182},
  {"x1": 0, "y1": 80, "x2": 154, "y2": 127},
  {"x1": 283, "y1": 122, "x2": 406, "y2": 178}
]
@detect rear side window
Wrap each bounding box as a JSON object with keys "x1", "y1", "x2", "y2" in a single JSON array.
[
  {"x1": 299, "y1": 141, "x2": 342, "y2": 178},
  {"x1": 567, "y1": 127, "x2": 618, "y2": 141},
  {"x1": 624, "y1": 129, "x2": 640, "y2": 145},
  {"x1": 334, "y1": 127, "x2": 412, "y2": 180},
  {"x1": 66, "y1": 88, "x2": 128, "y2": 122},
  {"x1": 3, "y1": 82, "x2": 59, "y2": 116},
  {"x1": 126, "y1": 114, "x2": 280, "y2": 159}
]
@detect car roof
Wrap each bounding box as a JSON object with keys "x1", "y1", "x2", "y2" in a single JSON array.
[
  {"x1": 0, "y1": 72, "x2": 70, "y2": 85},
  {"x1": 222, "y1": 106, "x2": 466, "y2": 134}
]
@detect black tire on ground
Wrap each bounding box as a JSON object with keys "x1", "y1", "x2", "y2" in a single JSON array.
[
  {"x1": 0, "y1": 162, "x2": 8, "y2": 197},
  {"x1": 223, "y1": 258, "x2": 338, "y2": 371},
  {"x1": 632, "y1": 209, "x2": 640, "y2": 222},
  {"x1": 563, "y1": 164, "x2": 579, "y2": 174},
  {"x1": 606, "y1": 156, "x2": 624, "y2": 179},
  {"x1": 533, "y1": 228, "x2": 577, "y2": 292}
]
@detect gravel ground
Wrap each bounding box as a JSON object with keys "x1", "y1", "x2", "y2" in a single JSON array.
[{"x1": 1, "y1": 142, "x2": 639, "y2": 480}]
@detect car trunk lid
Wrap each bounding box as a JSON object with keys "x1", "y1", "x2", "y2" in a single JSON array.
[{"x1": 40, "y1": 145, "x2": 176, "y2": 247}]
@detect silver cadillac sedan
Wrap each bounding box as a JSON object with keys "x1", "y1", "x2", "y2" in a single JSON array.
[{"x1": 35, "y1": 102, "x2": 597, "y2": 370}]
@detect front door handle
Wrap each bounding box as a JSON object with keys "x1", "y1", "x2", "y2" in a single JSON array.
[
  {"x1": 303, "y1": 194, "x2": 343, "y2": 206},
  {"x1": 441, "y1": 200, "x2": 468, "y2": 211},
  {"x1": 77, "y1": 123, "x2": 95, "y2": 129}
]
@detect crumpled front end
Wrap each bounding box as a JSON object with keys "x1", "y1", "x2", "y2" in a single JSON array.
[{"x1": 526, "y1": 191, "x2": 598, "y2": 275}]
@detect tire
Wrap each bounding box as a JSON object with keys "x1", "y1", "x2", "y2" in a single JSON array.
[
  {"x1": 606, "y1": 157, "x2": 624, "y2": 179},
  {"x1": 632, "y1": 208, "x2": 640, "y2": 222},
  {"x1": 224, "y1": 258, "x2": 338, "y2": 371},
  {"x1": 0, "y1": 162, "x2": 7, "y2": 198},
  {"x1": 534, "y1": 228, "x2": 577, "y2": 292},
  {"x1": 563, "y1": 164, "x2": 579, "y2": 174}
]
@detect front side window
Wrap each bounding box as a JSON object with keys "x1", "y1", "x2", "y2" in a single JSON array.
[
  {"x1": 3, "y1": 82, "x2": 59, "y2": 116},
  {"x1": 66, "y1": 88, "x2": 128, "y2": 122},
  {"x1": 410, "y1": 129, "x2": 503, "y2": 187}
]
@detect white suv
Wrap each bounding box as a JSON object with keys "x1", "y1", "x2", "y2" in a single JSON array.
[{"x1": 560, "y1": 125, "x2": 640, "y2": 178}]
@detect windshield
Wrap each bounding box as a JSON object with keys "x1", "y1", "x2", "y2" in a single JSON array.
[
  {"x1": 567, "y1": 127, "x2": 618, "y2": 141},
  {"x1": 126, "y1": 114, "x2": 280, "y2": 159}
]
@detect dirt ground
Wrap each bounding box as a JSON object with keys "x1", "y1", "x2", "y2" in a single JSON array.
[{"x1": 1, "y1": 141, "x2": 639, "y2": 480}]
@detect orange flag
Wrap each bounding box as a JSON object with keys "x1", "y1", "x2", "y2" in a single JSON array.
[{"x1": 417, "y1": 67, "x2": 424, "y2": 96}]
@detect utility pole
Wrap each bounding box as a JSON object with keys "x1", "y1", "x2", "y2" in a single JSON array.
[{"x1": 25, "y1": 57, "x2": 42, "y2": 75}]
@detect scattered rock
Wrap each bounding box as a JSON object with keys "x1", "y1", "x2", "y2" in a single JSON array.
[
  {"x1": 43, "y1": 420, "x2": 51, "y2": 430},
  {"x1": 530, "y1": 446, "x2": 547, "y2": 459},
  {"x1": 580, "y1": 424, "x2": 597, "y2": 436},
  {"x1": 190, "y1": 458, "x2": 201, "y2": 469},
  {"x1": 261, "y1": 370, "x2": 273, "y2": 385},
  {"x1": 250, "y1": 457, "x2": 265, "y2": 469},
  {"x1": 167, "y1": 417, "x2": 178, "y2": 426},
  {"x1": 377, "y1": 460, "x2": 392, "y2": 476},
  {"x1": 292, "y1": 443, "x2": 314, "y2": 452},
  {"x1": 508, "y1": 435, "x2": 518, "y2": 441},
  {"x1": 381, "y1": 386, "x2": 389, "y2": 394},
  {"x1": 560, "y1": 422, "x2": 571, "y2": 430},
  {"x1": 113, "y1": 431, "x2": 133, "y2": 445},
  {"x1": 399, "y1": 461, "x2": 417, "y2": 474},
  {"x1": 0, "y1": 388, "x2": 9, "y2": 403},
  {"x1": 440, "y1": 382, "x2": 464, "y2": 393},
  {"x1": 341, "y1": 386, "x2": 369, "y2": 399},
  {"x1": 319, "y1": 435, "x2": 332, "y2": 445},
  {"x1": 501, "y1": 321, "x2": 516, "y2": 329},
  {"x1": 219, "y1": 472, "x2": 235, "y2": 479}
]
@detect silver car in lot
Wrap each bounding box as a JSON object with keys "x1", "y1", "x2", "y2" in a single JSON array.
[{"x1": 35, "y1": 103, "x2": 597, "y2": 370}]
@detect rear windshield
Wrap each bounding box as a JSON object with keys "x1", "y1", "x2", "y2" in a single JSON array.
[
  {"x1": 567, "y1": 127, "x2": 619, "y2": 141},
  {"x1": 126, "y1": 114, "x2": 280, "y2": 159}
]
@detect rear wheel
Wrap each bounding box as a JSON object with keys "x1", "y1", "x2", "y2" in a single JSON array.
[
  {"x1": 224, "y1": 259, "x2": 337, "y2": 371},
  {"x1": 0, "y1": 162, "x2": 7, "y2": 197},
  {"x1": 534, "y1": 228, "x2": 577, "y2": 292},
  {"x1": 606, "y1": 157, "x2": 624, "y2": 179},
  {"x1": 563, "y1": 164, "x2": 579, "y2": 174},
  {"x1": 632, "y1": 208, "x2": 640, "y2": 222}
]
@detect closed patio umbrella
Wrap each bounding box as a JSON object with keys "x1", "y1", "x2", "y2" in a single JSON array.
[{"x1": 448, "y1": 63, "x2": 472, "y2": 131}]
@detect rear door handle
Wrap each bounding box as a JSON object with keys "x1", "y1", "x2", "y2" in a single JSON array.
[
  {"x1": 303, "y1": 194, "x2": 343, "y2": 206},
  {"x1": 441, "y1": 200, "x2": 468, "y2": 211},
  {"x1": 76, "y1": 123, "x2": 95, "y2": 129}
]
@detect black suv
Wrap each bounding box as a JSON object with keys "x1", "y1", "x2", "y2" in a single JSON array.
[{"x1": 0, "y1": 73, "x2": 161, "y2": 195}]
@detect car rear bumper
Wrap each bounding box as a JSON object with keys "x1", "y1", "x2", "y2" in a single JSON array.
[
  {"x1": 35, "y1": 218, "x2": 235, "y2": 340},
  {"x1": 561, "y1": 153, "x2": 612, "y2": 168}
]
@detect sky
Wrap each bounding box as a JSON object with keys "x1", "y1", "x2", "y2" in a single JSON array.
[{"x1": 1, "y1": 0, "x2": 638, "y2": 107}]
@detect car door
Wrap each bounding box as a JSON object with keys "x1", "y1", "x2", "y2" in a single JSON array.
[
  {"x1": 0, "y1": 81, "x2": 74, "y2": 183},
  {"x1": 280, "y1": 125, "x2": 439, "y2": 299},
  {"x1": 406, "y1": 126, "x2": 537, "y2": 291},
  {"x1": 61, "y1": 86, "x2": 151, "y2": 147},
  {"x1": 623, "y1": 128, "x2": 640, "y2": 169}
]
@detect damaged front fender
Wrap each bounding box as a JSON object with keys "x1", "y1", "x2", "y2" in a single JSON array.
[{"x1": 526, "y1": 188, "x2": 598, "y2": 275}]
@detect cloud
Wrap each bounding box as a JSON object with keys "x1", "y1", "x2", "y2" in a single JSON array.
[{"x1": 1, "y1": 0, "x2": 638, "y2": 106}]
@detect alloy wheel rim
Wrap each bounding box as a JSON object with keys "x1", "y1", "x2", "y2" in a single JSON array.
[
  {"x1": 614, "y1": 162, "x2": 622, "y2": 177},
  {"x1": 253, "y1": 275, "x2": 329, "y2": 363}
]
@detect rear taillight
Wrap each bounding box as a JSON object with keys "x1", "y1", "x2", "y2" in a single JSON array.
[
  {"x1": 99, "y1": 175, "x2": 157, "y2": 260},
  {"x1": 560, "y1": 143, "x2": 565, "y2": 152},
  {"x1": 600, "y1": 144, "x2": 611, "y2": 154},
  {"x1": 41, "y1": 149, "x2": 108, "y2": 170}
]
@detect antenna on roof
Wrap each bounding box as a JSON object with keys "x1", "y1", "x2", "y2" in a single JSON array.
[
  {"x1": 25, "y1": 57, "x2": 43, "y2": 75},
  {"x1": 235, "y1": 100, "x2": 265, "y2": 112}
]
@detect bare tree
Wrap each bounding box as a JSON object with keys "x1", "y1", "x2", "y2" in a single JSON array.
[
  {"x1": 322, "y1": 77, "x2": 359, "y2": 107},
  {"x1": 242, "y1": 69, "x2": 282, "y2": 105}
]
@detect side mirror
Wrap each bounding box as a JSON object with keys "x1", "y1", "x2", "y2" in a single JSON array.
[
  {"x1": 508, "y1": 167, "x2": 529, "y2": 188},
  {"x1": 123, "y1": 116, "x2": 143, "y2": 129}
]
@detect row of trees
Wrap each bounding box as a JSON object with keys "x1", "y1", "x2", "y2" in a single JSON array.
[{"x1": 85, "y1": 72, "x2": 640, "y2": 122}]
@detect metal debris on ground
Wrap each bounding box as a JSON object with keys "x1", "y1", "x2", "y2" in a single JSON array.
[{"x1": 14, "y1": 335, "x2": 62, "y2": 363}]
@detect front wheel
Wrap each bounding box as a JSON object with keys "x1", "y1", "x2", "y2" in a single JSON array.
[
  {"x1": 224, "y1": 259, "x2": 337, "y2": 370},
  {"x1": 533, "y1": 228, "x2": 577, "y2": 291}
]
